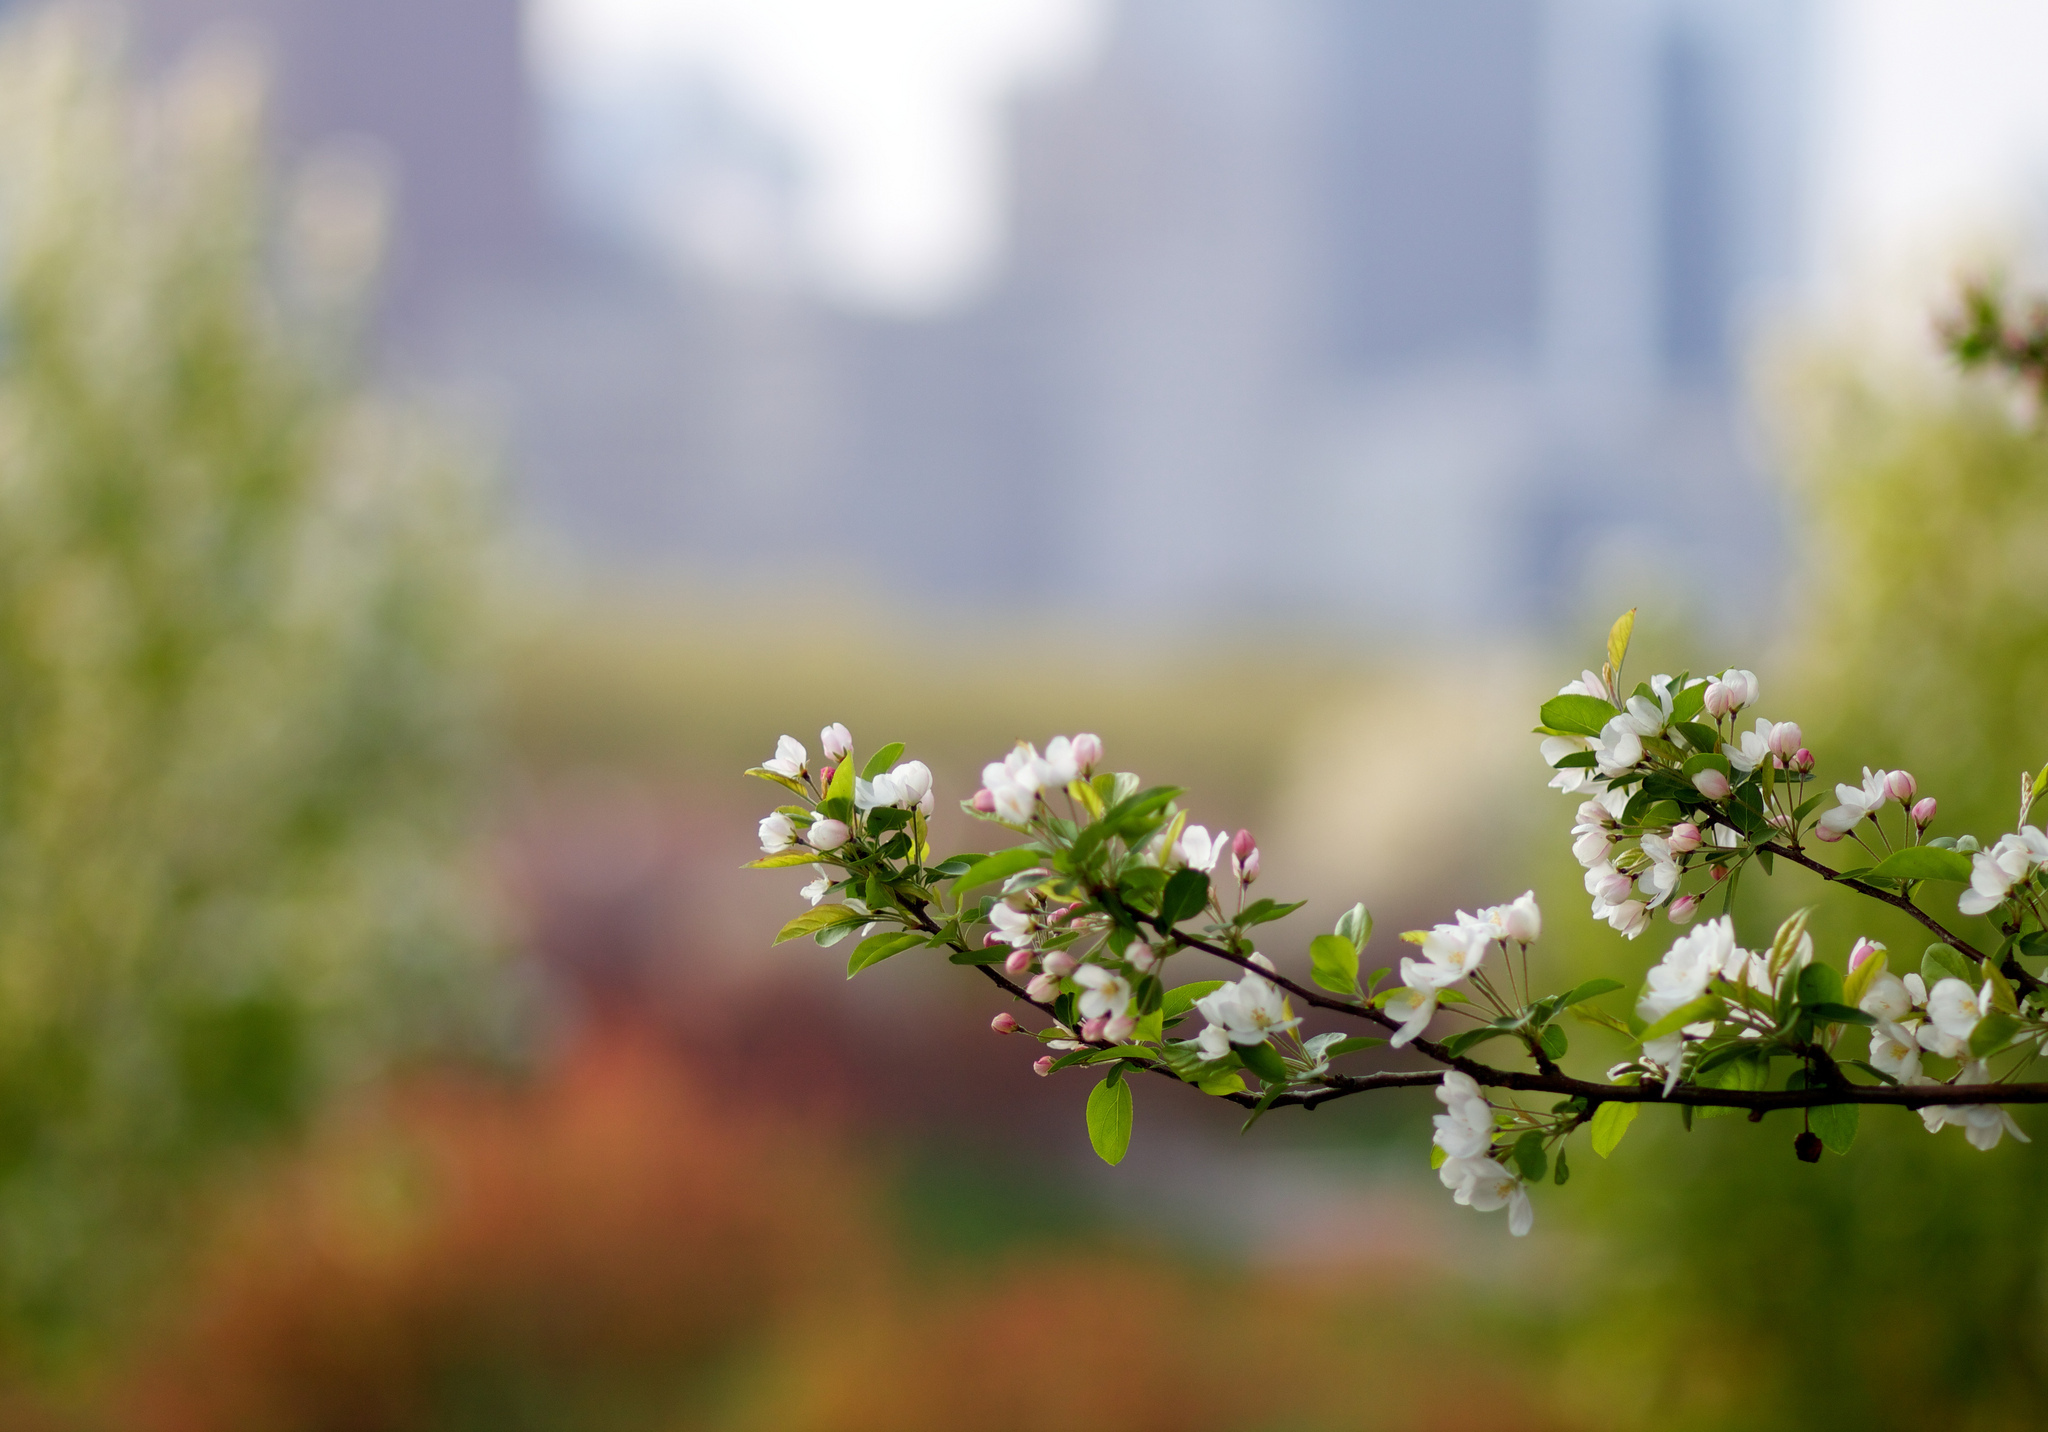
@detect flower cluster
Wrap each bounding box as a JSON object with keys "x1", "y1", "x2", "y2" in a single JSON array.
[{"x1": 745, "y1": 609, "x2": 2048, "y2": 1243}]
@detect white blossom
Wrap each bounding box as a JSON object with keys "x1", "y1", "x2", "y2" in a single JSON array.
[
  {"x1": 1595, "y1": 897, "x2": 1650, "y2": 940},
  {"x1": 1919, "y1": 1066, "x2": 2031, "y2": 1150},
  {"x1": 1496, "y1": 891, "x2": 1542, "y2": 943},
  {"x1": 759, "y1": 812, "x2": 797, "y2": 853},
  {"x1": 1925, "y1": 977, "x2": 1989, "y2": 1044},
  {"x1": 1725, "y1": 718, "x2": 1776, "y2": 774},
  {"x1": 1174, "y1": 824, "x2": 1227, "y2": 874},
  {"x1": 1636, "y1": 833, "x2": 1681, "y2": 908},
  {"x1": 1196, "y1": 1023, "x2": 1233, "y2": 1061},
  {"x1": 1958, "y1": 827, "x2": 2048, "y2": 916},
  {"x1": 1858, "y1": 971, "x2": 1913, "y2": 1023},
  {"x1": 1703, "y1": 669, "x2": 1759, "y2": 718},
  {"x1": 1543, "y1": 735, "x2": 1600, "y2": 794},
  {"x1": 1593, "y1": 716, "x2": 1644, "y2": 776},
  {"x1": 1818, "y1": 767, "x2": 1892, "y2": 836},
  {"x1": 1195, "y1": 967, "x2": 1300, "y2": 1047},
  {"x1": 988, "y1": 901, "x2": 1039, "y2": 949},
  {"x1": 819, "y1": 723, "x2": 852, "y2": 761},
  {"x1": 1636, "y1": 917, "x2": 1742, "y2": 1092},
  {"x1": 1868, "y1": 1021, "x2": 1921, "y2": 1081},
  {"x1": 1074, "y1": 963, "x2": 1134, "y2": 1021},
  {"x1": 1432, "y1": 1072, "x2": 1495, "y2": 1160},
  {"x1": 807, "y1": 817, "x2": 851, "y2": 852},
  {"x1": 1559, "y1": 669, "x2": 1614, "y2": 703},
  {"x1": 764, "y1": 735, "x2": 807, "y2": 779},
  {"x1": 1385, "y1": 985, "x2": 1437, "y2": 1048},
  {"x1": 1439, "y1": 1156, "x2": 1534, "y2": 1236}
]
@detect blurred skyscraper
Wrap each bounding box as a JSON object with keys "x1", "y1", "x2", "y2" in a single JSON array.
[{"x1": 117, "y1": 0, "x2": 1814, "y2": 631}]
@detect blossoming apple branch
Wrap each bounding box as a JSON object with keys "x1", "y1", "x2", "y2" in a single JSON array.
[{"x1": 746, "y1": 614, "x2": 2048, "y2": 1237}]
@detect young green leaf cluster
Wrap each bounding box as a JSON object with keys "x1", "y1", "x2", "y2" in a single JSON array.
[{"x1": 746, "y1": 612, "x2": 2048, "y2": 1238}]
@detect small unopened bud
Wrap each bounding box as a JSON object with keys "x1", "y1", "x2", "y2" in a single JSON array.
[
  {"x1": 1042, "y1": 950, "x2": 1077, "y2": 979},
  {"x1": 820, "y1": 722, "x2": 853, "y2": 761},
  {"x1": 1704, "y1": 682, "x2": 1737, "y2": 718},
  {"x1": 1590, "y1": 867, "x2": 1632, "y2": 904},
  {"x1": 1079, "y1": 1015, "x2": 1109, "y2": 1042},
  {"x1": 1768, "y1": 722, "x2": 1803, "y2": 760},
  {"x1": 1812, "y1": 822, "x2": 1845, "y2": 843},
  {"x1": 1033, "y1": 1056, "x2": 1054, "y2": 1077},
  {"x1": 1072, "y1": 733, "x2": 1103, "y2": 771},
  {"x1": 1886, "y1": 770, "x2": 1918, "y2": 802},
  {"x1": 982, "y1": 931, "x2": 1004, "y2": 949},
  {"x1": 1103, "y1": 1014, "x2": 1137, "y2": 1042},
  {"x1": 1792, "y1": 748, "x2": 1815, "y2": 775},
  {"x1": 1025, "y1": 974, "x2": 1060, "y2": 1002},
  {"x1": 819, "y1": 765, "x2": 835, "y2": 787},
  {"x1": 1794, "y1": 1131, "x2": 1824, "y2": 1163},
  {"x1": 1849, "y1": 937, "x2": 1885, "y2": 972},
  {"x1": 1239, "y1": 848, "x2": 1261, "y2": 883},
  {"x1": 1668, "y1": 823, "x2": 1702, "y2": 854},
  {"x1": 1693, "y1": 768, "x2": 1733, "y2": 801},
  {"x1": 1128, "y1": 941, "x2": 1159, "y2": 973},
  {"x1": 1046, "y1": 903, "x2": 1078, "y2": 926},
  {"x1": 991, "y1": 1012, "x2": 1022, "y2": 1034},
  {"x1": 1232, "y1": 828, "x2": 1257, "y2": 861},
  {"x1": 1912, "y1": 796, "x2": 1937, "y2": 829},
  {"x1": 807, "y1": 817, "x2": 851, "y2": 852},
  {"x1": 1711, "y1": 863, "x2": 1730, "y2": 883},
  {"x1": 972, "y1": 788, "x2": 996, "y2": 813},
  {"x1": 1668, "y1": 894, "x2": 1700, "y2": 925},
  {"x1": 1003, "y1": 947, "x2": 1033, "y2": 975}
]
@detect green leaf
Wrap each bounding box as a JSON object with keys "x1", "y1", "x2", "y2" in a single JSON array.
[
  {"x1": 1922, "y1": 944, "x2": 1979, "y2": 990},
  {"x1": 1540, "y1": 1024, "x2": 1568, "y2": 1060},
  {"x1": 953, "y1": 847, "x2": 1045, "y2": 895},
  {"x1": 773, "y1": 905, "x2": 869, "y2": 945},
  {"x1": 1811, "y1": 1102, "x2": 1859, "y2": 1156},
  {"x1": 846, "y1": 930, "x2": 925, "y2": 977},
  {"x1": 1969, "y1": 1010, "x2": 2025, "y2": 1058},
  {"x1": 744, "y1": 850, "x2": 828, "y2": 870},
  {"x1": 1437, "y1": 1025, "x2": 1516, "y2": 1058},
  {"x1": 859, "y1": 743, "x2": 906, "y2": 780},
  {"x1": 1238, "y1": 898, "x2": 1308, "y2": 927},
  {"x1": 1512, "y1": 1131, "x2": 1548, "y2": 1182},
  {"x1": 1195, "y1": 1071, "x2": 1247, "y2": 1097},
  {"x1": 1319, "y1": 1036, "x2": 1386, "y2": 1059},
  {"x1": 1795, "y1": 962, "x2": 1845, "y2": 1009},
  {"x1": 1335, "y1": 903, "x2": 1373, "y2": 949},
  {"x1": 1805, "y1": 1003, "x2": 1877, "y2": 1028},
  {"x1": 1309, "y1": 934, "x2": 1359, "y2": 996},
  {"x1": 1590, "y1": 1101, "x2": 1639, "y2": 1157},
  {"x1": 1086, "y1": 1075, "x2": 1134, "y2": 1165},
  {"x1": 1606, "y1": 607, "x2": 1636, "y2": 676},
  {"x1": 1865, "y1": 847, "x2": 1974, "y2": 883},
  {"x1": 746, "y1": 767, "x2": 808, "y2": 796},
  {"x1": 1639, "y1": 994, "x2": 1725, "y2": 1045},
  {"x1": 1236, "y1": 1039, "x2": 1288, "y2": 1085},
  {"x1": 1157, "y1": 870, "x2": 1211, "y2": 927},
  {"x1": 1559, "y1": 978, "x2": 1624, "y2": 1009},
  {"x1": 1540, "y1": 694, "x2": 1619, "y2": 737},
  {"x1": 825, "y1": 753, "x2": 855, "y2": 808},
  {"x1": 1162, "y1": 981, "x2": 1225, "y2": 1023},
  {"x1": 1553, "y1": 1146, "x2": 1571, "y2": 1185}
]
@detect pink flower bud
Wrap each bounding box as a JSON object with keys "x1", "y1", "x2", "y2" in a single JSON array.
[
  {"x1": 1046, "y1": 903, "x2": 1078, "y2": 926},
  {"x1": 1072, "y1": 733, "x2": 1103, "y2": 771},
  {"x1": 972, "y1": 788, "x2": 996, "y2": 813},
  {"x1": 1033, "y1": 1056, "x2": 1054, "y2": 1078},
  {"x1": 1668, "y1": 823, "x2": 1702, "y2": 854},
  {"x1": 1703, "y1": 683, "x2": 1736, "y2": 718},
  {"x1": 819, "y1": 765, "x2": 835, "y2": 787},
  {"x1": 1668, "y1": 894, "x2": 1700, "y2": 924},
  {"x1": 1041, "y1": 950, "x2": 1077, "y2": 979},
  {"x1": 1849, "y1": 937, "x2": 1885, "y2": 972},
  {"x1": 1792, "y1": 748, "x2": 1815, "y2": 775},
  {"x1": 1886, "y1": 770, "x2": 1917, "y2": 802},
  {"x1": 1232, "y1": 828, "x2": 1257, "y2": 860},
  {"x1": 820, "y1": 722, "x2": 853, "y2": 761},
  {"x1": 1128, "y1": 941, "x2": 1159, "y2": 973},
  {"x1": 1912, "y1": 796, "x2": 1937, "y2": 829},
  {"x1": 1768, "y1": 722, "x2": 1803, "y2": 760},
  {"x1": 1711, "y1": 863, "x2": 1731, "y2": 883},
  {"x1": 1692, "y1": 769, "x2": 1732, "y2": 801},
  {"x1": 1079, "y1": 1015, "x2": 1109, "y2": 1042},
  {"x1": 1812, "y1": 822, "x2": 1844, "y2": 843},
  {"x1": 991, "y1": 1012, "x2": 1022, "y2": 1034},
  {"x1": 1003, "y1": 947, "x2": 1033, "y2": 975},
  {"x1": 1103, "y1": 1014, "x2": 1137, "y2": 1042},
  {"x1": 1025, "y1": 974, "x2": 1060, "y2": 1002},
  {"x1": 807, "y1": 817, "x2": 851, "y2": 852}
]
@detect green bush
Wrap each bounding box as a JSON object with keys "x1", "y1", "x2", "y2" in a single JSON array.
[{"x1": 0, "y1": 8, "x2": 501, "y2": 1360}]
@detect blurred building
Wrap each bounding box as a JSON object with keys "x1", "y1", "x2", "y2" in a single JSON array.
[{"x1": 114, "y1": 0, "x2": 1814, "y2": 631}]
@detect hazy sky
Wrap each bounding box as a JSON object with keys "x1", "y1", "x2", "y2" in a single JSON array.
[
  {"x1": 529, "y1": 0, "x2": 2048, "y2": 322},
  {"x1": 529, "y1": 0, "x2": 1104, "y2": 311}
]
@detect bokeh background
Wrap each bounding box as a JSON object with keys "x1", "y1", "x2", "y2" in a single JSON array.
[{"x1": 3, "y1": 1, "x2": 2048, "y2": 1428}]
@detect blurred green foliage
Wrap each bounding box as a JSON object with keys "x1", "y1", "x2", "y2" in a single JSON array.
[
  {"x1": 0, "y1": 10, "x2": 501, "y2": 1361},
  {"x1": 1533, "y1": 363, "x2": 2048, "y2": 1430}
]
